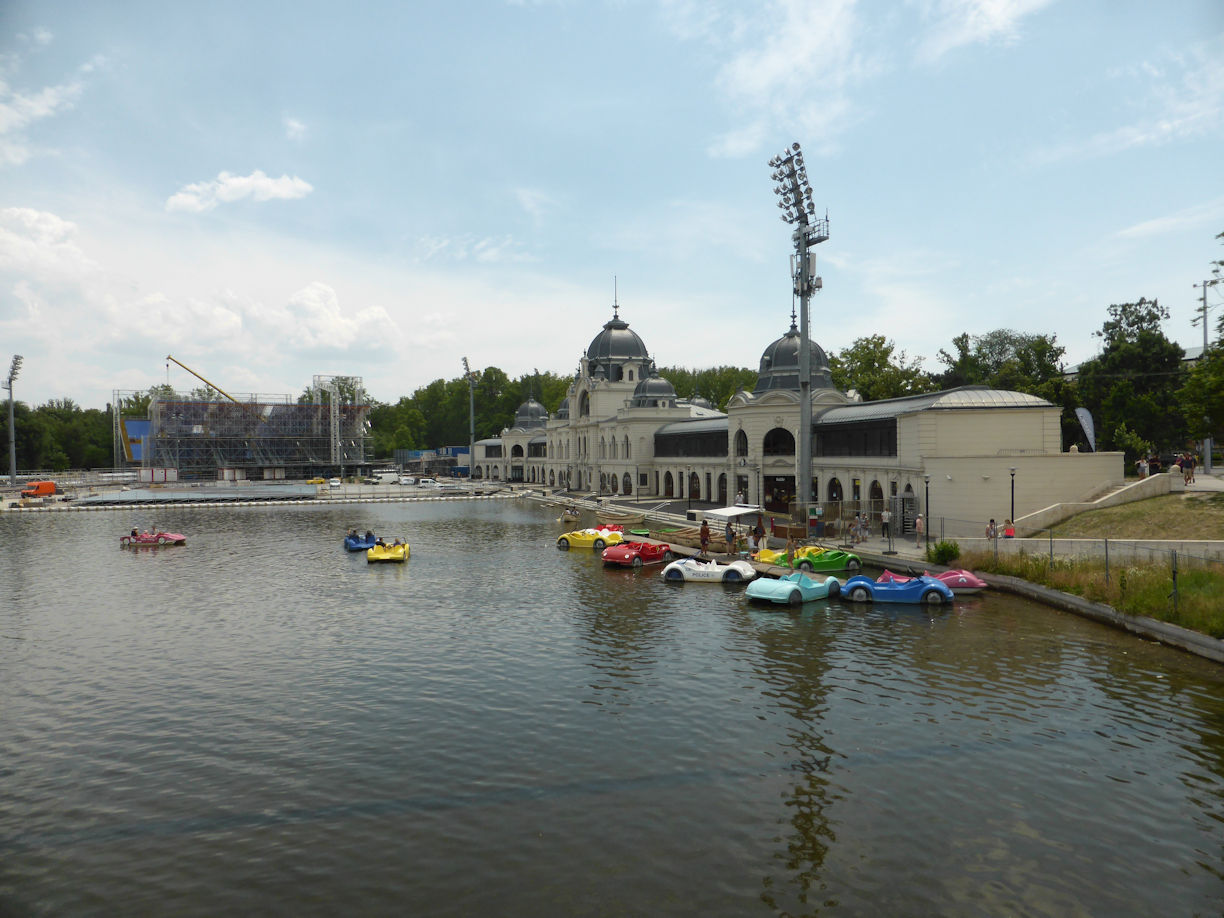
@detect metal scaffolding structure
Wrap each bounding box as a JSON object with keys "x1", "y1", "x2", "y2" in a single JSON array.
[{"x1": 112, "y1": 376, "x2": 371, "y2": 479}]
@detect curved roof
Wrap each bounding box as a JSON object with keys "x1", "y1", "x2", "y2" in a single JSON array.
[
  {"x1": 555, "y1": 397, "x2": 570, "y2": 420},
  {"x1": 817, "y1": 386, "x2": 1053, "y2": 423},
  {"x1": 631, "y1": 374, "x2": 677, "y2": 407},
  {"x1": 754, "y1": 321, "x2": 835, "y2": 394},
  {"x1": 587, "y1": 312, "x2": 649, "y2": 364},
  {"x1": 512, "y1": 397, "x2": 549, "y2": 429}
]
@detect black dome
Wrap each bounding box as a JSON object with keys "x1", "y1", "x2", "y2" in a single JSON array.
[
  {"x1": 513, "y1": 397, "x2": 549, "y2": 429},
  {"x1": 586, "y1": 312, "x2": 649, "y2": 383},
  {"x1": 631, "y1": 374, "x2": 676, "y2": 408},
  {"x1": 754, "y1": 322, "x2": 835, "y2": 394}
]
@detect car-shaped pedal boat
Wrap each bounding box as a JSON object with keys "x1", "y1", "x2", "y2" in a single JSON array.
[
  {"x1": 120, "y1": 531, "x2": 186, "y2": 547},
  {"x1": 877, "y1": 568, "x2": 988, "y2": 595},
  {"x1": 842, "y1": 574, "x2": 954, "y2": 605},
  {"x1": 745, "y1": 571, "x2": 841, "y2": 606},
  {"x1": 556, "y1": 528, "x2": 625, "y2": 551},
  {"x1": 367, "y1": 543, "x2": 409, "y2": 563},
  {"x1": 660, "y1": 557, "x2": 757, "y2": 583},
  {"x1": 601, "y1": 540, "x2": 674, "y2": 567},
  {"x1": 754, "y1": 546, "x2": 862, "y2": 572},
  {"x1": 344, "y1": 533, "x2": 377, "y2": 551}
]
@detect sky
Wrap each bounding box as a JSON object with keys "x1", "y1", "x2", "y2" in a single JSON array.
[{"x1": 2, "y1": 0, "x2": 1223, "y2": 410}]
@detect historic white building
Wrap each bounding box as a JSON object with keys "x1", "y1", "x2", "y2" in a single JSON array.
[{"x1": 473, "y1": 307, "x2": 1123, "y2": 534}]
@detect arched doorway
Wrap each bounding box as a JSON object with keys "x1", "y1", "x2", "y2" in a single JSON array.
[
  {"x1": 622, "y1": 473, "x2": 632, "y2": 495},
  {"x1": 664, "y1": 471, "x2": 674, "y2": 497},
  {"x1": 827, "y1": 477, "x2": 843, "y2": 501},
  {"x1": 717, "y1": 473, "x2": 727, "y2": 505},
  {"x1": 688, "y1": 471, "x2": 700, "y2": 502}
]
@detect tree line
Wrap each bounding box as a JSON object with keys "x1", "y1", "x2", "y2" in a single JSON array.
[{"x1": 5, "y1": 232, "x2": 1221, "y2": 472}]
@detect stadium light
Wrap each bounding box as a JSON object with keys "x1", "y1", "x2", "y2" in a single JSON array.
[
  {"x1": 767, "y1": 142, "x2": 828, "y2": 528},
  {"x1": 5, "y1": 355, "x2": 22, "y2": 485}
]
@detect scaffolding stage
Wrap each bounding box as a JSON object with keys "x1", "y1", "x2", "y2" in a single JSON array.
[{"x1": 112, "y1": 376, "x2": 371, "y2": 479}]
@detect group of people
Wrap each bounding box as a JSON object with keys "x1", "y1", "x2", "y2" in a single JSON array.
[
  {"x1": 1135, "y1": 452, "x2": 1198, "y2": 484},
  {"x1": 984, "y1": 518, "x2": 1015, "y2": 539},
  {"x1": 698, "y1": 514, "x2": 767, "y2": 558}
]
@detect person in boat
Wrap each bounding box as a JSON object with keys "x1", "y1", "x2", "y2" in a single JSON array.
[
  {"x1": 131, "y1": 526, "x2": 139, "y2": 538},
  {"x1": 365, "y1": 530, "x2": 374, "y2": 542},
  {"x1": 375, "y1": 536, "x2": 387, "y2": 547}
]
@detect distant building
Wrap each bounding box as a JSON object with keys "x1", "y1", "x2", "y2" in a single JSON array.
[{"x1": 475, "y1": 305, "x2": 1123, "y2": 531}]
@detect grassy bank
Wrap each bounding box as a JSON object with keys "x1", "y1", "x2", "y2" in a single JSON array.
[
  {"x1": 961, "y1": 549, "x2": 1224, "y2": 639},
  {"x1": 953, "y1": 491, "x2": 1224, "y2": 638}
]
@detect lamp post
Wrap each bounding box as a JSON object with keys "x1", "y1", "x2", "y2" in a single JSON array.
[
  {"x1": 923, "y1": 474, "x2": 930, "y2": 555},
  {"x1": 686, "y1": 465, "x2": 692, "y2": 511},
  {"x1": 462, "y1": 357, "x2": 478, "y2": 482},
  {"x1": 1193, "y1": 278, "x2": 1222, "y2": 474},
  {"x1": 768, "y1": 142, "x2": 828, "y2": 533},
  {"x1": 1009, "y1": 467, "x2": 1016, "y2": 528},
  {"x1": 4, "y1": 355, "x2": 21, "y2": 486}
]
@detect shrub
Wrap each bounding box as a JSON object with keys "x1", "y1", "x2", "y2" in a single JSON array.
[{"x1": 928, "y1": 539, "x2": 961, "y2": 565}]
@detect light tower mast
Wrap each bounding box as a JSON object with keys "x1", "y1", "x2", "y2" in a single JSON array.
[
  {"x1": 462, "y1": 357, "x2": 478, "y2": 480},
  {"x1": 768, "y1": 142, "x2": 828, "y2": 528}
]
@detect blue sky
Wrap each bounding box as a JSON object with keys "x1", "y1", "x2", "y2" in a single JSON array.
[{"x1": 2, "y1": 0, "x2": 1222, "y2": 409}]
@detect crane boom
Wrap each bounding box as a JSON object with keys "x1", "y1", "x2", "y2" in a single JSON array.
[{"x1": 165, "y1": 354, "x2": 243, "y2": 405}]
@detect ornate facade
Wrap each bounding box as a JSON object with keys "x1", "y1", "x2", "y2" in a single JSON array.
[{"x1": 473, "y1": 306, "x2": 1122, "y2": 529}]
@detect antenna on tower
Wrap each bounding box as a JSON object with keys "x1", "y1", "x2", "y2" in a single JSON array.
[{"x1": 612, "y1": 276, "x2": 619, "y2": 319}]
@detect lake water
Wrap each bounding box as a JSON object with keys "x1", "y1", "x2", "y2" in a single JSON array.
[{"x1": 2, "y1": 498, "x2": 1223, "y2": 916}]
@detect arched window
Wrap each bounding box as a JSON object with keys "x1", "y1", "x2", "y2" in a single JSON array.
[
  {"x1": 610, "y1": 474, "x2": 618, "y2": 493},
  {"x1": 623, "y1": 435, "x2": 630, "y2": 459},
  {"x1": 763, "y1": 427, "x2": 795, "y2": 456},
  {"x1": 734, "y1": 429, "x2": 748, "y2": 457},
  {"x1": 579, "y1": 391, "x2": 590, "y2": 417},
  {"x1": 622, "y1": 472, "x2": 632, "y2": 495},
  {"x1": 610, "y1": 437, "x2": 617, "y2": 459},
  {"x1": 664, "y1": 470, "x2": 674, "y2": 497},
  {"x1": 827, "y1": 477, "x2": 843, "y2": 501},
  {"x1": 600, "y1": 437, "x2": 606, "y2": 459}
]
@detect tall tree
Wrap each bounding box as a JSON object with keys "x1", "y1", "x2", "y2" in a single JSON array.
[
  {"x1": 829, "y1": 335, "x2": 934, "y2": 401},
  {"x1": 1177, "y1": 230, "x2": 1224, "y2": 448},
  {"x1": 1076, "y1": 298, "x2": 1187, "y2": 456}
]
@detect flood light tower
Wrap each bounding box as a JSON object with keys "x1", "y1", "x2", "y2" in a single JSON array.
[
  {"x1": 4, "y1": 355, "x2": 21, "y2": 486},
  {"x1": 768, "y1": 143, "x2": 828, "y2": 529}
]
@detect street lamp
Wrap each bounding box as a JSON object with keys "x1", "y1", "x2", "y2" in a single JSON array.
[
  {"x1": 1009, "y1": 467, "x2": 1017, "y2": 528},
  {"x1": 923, "y1": 474, "x2": 930, "y2": 554},
  {"x1": 462, "y1": 357, "x2": 478, "y2": 481},
  {"x1": 4, "y1": 354, "x2": 21, "y2": 486},
  {"x1": 686, "y1": 465, "x2": 692, "y2": 511},
  {"x1": 768, "y1": 142, "x2": 828, "y2": 532},
  {"x1": 1193, "y1": 278, "x2": 1222, "y2": 474}
]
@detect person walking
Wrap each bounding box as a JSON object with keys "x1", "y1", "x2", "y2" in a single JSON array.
[
  {"x1": 914, "y1": 513, "x2": 924, "y2": 547},
  {"x1": 880, "y1": 507, "x2": 891, "y2": 540}
]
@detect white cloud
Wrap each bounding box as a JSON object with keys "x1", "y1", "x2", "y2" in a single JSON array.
[
  {"x1": 413, "y1": 233, "x2": 533, "y2": 264},
  {"x1": 1030, "y1": 37, "x2": 1224, "y2": 167},
  {"x1": 0, "y1": 207, "x2": 95, "y2": 284},
  {"x1": 0, "y1": 75, "x2": 85, "y2": 166},
  {"x1": 912, "y1": 0, "x2": 1055, "y2": 65},
  {"x1": 513, "y1": 187, "x2": 557, "y2": 223},
  {"x1": 165, "y1": 170, "x2": 314, "y2": 213},
  {"x1": 1114, "y1": 196, "x2": 1224, "y2": 241},
  {"x1": 285, "y1": 281, "x2": 396, "y2": 349},
  {"x1": 663, "y1": 0, "x2": 876, "y2": 158},
  {"x1": 284, "y1": 116, "x2": 307, "y2": 141}
]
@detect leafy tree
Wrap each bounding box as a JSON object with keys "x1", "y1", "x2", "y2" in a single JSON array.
[
  {"x1": 1177, "y1": 229, "x2": 1224, "y2": 447},
  {"x1": 1076, "y1": 298, "x2": 1187, "y2": 453},
  {"x1": 829, "y1": 335, "x2": 934, "y2": 401},
  {"x1": 657, "y1": 365, "x2": 758, "y2": 410}
]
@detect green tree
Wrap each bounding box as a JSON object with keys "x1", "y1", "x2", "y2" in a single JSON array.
[
  {"x1": 1177, "y1": 230, "x2": 1224, "y2": 447},
  {"x1": 1076, "y1": 298, "x2": 1187, "y2": 454},
  {"x1": 657, "y1": 365, "x2": 758, "y2": 410},
  {"x1": 829, "y1": 335, "x2": 934, "y2": 401}
]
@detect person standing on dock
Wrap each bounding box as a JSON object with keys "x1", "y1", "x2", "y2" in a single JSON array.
[
  {"x1": 724, "y1": 520, "x2": 735, "y2": 555},
  {"x1": 699, "y1": 520, "x2": 710, "y2": 558}
]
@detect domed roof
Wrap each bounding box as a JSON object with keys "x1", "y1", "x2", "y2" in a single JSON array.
[
  {"x1": 586, "y1": 310, "x2": 649, "y2": 375},
  {"x1": 689, "y1": 395, "x2": 713, "y2": 409},
  {"x1": 555, "y1": 397, "x2": 570, "y2": 420},
  {"x1": 631, "y1": 374, "x2": 676, "y2": 408},
  {"x1": 512, "y1": 397, "x2": 549, "y2": 429},
  {"x1": 753, "y1": 321, "x2": 835, "y2": 394}
]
